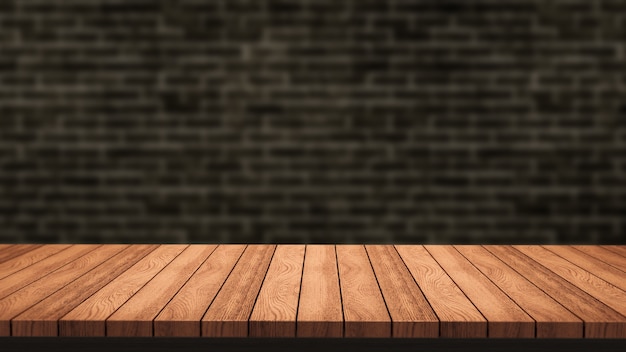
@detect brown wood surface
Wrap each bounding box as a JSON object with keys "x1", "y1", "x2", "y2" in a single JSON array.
[
  {"x1": 154, "y1": 245, "x2": 246, "y2": 337},
  {"x1": 514, "y1": 246, "x2": 626, "y2": 318},
  {"x1": 366, "y1": 245, "x2": 438, "y2": 338},
  {"x1": 572, "y1": 245, "x2": 626, "y2": 273},
  {"x1": 59, "y1": 245, "x2": 192, "y2": 336},
  {"x1": 0, "y1": 245, "x2": 70, "y2": 280},
  {"x1": 457, "y1": 245, "x2": 582, "y2": 338},
  {"x1": 11, "y1": 245, "x2": 157, "y2": 336},
  {"x1": 602, "y1": 245, "x2": 626, "y2": 257},
  {"x1": 0, "y1": 245, "x2": 99, "y2": 300},
  {"x1": 426, "y1": 245, "x2": 535, "y2": 338},
  {"x1": 337, "y1": 245, "x2": 391, "y2": 338},
  {"x1": 0, "y1": 244, "x2": 10, "y2": 255},
  {"x1": 0, "y1": 245, "x2": 42, "y2": 264},
  {"x1": 0, "y1": 245, "x2": 128, "y2": 336},
  {"x1": 2, "y1": 245, "x2": 625, "y2": 338},
  {"x1": 202, "y1": 245, "x2": 276, "y2": 337},
  {"x1": 396, "y1": 245, "x2": 487, "y2": 338},
  {"x1": 543, "y1": 245, "x2": 626, "y2": 292},
  {"x1": 249, "y1": 245, "x2": 305, "y2": 337},
  {"x1": 297, "y1": 245, "x2": 343, "y2": 337},
  {"x1": 486, "y1": 245, "x2": 626, "y2": 338},
  {"x1": 106, "y1": 245, "x2": 215, "y2": 336}
]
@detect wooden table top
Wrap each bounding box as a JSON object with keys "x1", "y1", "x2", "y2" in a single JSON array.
[{"x1": 0, "y1": 244, "x2": 625, "y2": 338}]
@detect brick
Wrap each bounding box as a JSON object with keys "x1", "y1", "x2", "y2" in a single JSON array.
[{"x1": 0, "y1": 0, "x2": 623, "y2": 244}]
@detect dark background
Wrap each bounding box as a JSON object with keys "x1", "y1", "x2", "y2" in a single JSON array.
[{"x1": 0, "y1": 0, "x2": 625, "y2": 244}]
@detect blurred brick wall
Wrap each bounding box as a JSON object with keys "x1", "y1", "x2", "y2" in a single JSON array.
[{"x1": 1, "y1": 0, "x2": 625, "y2": 244}]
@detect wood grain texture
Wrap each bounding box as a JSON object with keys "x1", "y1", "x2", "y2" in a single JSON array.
[
  {"x1": 202, "y1": 245, "x2": 276, "y2": 337},
  {"x1": 366, "y1": 245, "x2": 438, "y2": 338},
  {"x1": 0, "y1": 245, "x2": 100, "y2": 300},
  {"x1": 3, "y1": 245, "x2": 626, "y2": 338},
  {"x1": 11, "y1": 245, "x2": 157, "y2": 336},
  {"x1": 0, "y1": 245, "x2": 128, "y2": 336},
  {"x1": 544, "y1": 246, "x2": 626, "y2": 292},
  {"x1": 0, "y1": 245, "x2": 70, "y2": 280},
  {"x1": 457, "y1": 245, "x2": 582, "y2": 338},
  {"x1": 337, "y1": 245, "x2": 391, "y2": 338},
  {"x1": 425, "y1": 246, "x2": 535, "y2": 338},
  {"x1": 249, "y1": 245, "x2": 305, "y2": 337},
  {"x1": 59, "y1": 245, "x2": 191, "y2": 336},
  {"x1": 601, "y1": 245, "x2": 626, "y2": 257},
  {"x1": 486, "y1": 245, "x2": 626, "y2": 338},
  {"x1": 106, "y1": 245, "x2": 215, "y2": 336},
  {"x1": 154, "y1": 245, "x2": 246, "y2": 337},
  {"x1": 572, "y1": 246, "x2": 626, "y2": 273},
  {"x1": 396, "y1": 245, "x2": 486, "y2": 338},
  {"x1": 514, "y1": 246, "x2": 626, "y2": 318},
  {"x1": 0, "y1": 245, "x2": 42, "y2": 264},
  {"x1": 297, "y1": 245, "x2": 343, "y2": 337}
]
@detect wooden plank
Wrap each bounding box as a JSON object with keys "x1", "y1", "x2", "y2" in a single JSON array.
[
  {"x1": 486, "y1": 245, "x2": 626, "y2": 338},
  {"x1": 249, "y1": 245, "x2": 305, "y2": 337},
  {"x1": 425, "y1": 246, "x2": 535, "y2": 338},
  {"x1": 296, "y1": 245, "x2": 343, "y2": 337},
  {"x1": 59, "y1": 245, "x2": 192, "y2": 336},
  {"x1": 4, "y1": 244, "x2": 624, "y2": 339},
  {"x1": 11, "y1": 245, "x2": 158, "y2": 336},
  {"x1": 456, "y1": 245, "x2": 582, "y2": 338},
  {"x1": 366, "y1": 245, "x2": 438, "y2": 338},
  {"x1": 513, "y1": 246, "x2": 626, "y2": 318},
  {"x1": 396, "y1": 245, "x2": 487, "y2": 338},
  {"x1": 0, "y1": 245, "x2": 42, "y2": 264},
  {"x1": 544, "y1": 246, "x2": 626, "y2": 292},
  {"x1": 337, "y1": 245, "x2": 391, "y2": 338},
  {"x1": 572, "y1": 245, "x2": 626, "y2": 273},
  {"x1": 0, "y1": 245, "x2": 100, "y2": 299},
  {"x1": 154, "y1": 245, "x2": 246, "y2": 337},
  {"x1": 202, "y1": 245, "x2": 275, "y2": 337},
  {"x1": 0, "y1": 245, "x2": 128, "y2": 336},
  {"x1": 0, "y1": 245, "x2": 70, "y2": 280},
  {"x1": 602, "y1": 245, "x2": 626, "y2": 257},
  {"x1": 106, "y1": 245, "x2": 215, "y2": 336}
]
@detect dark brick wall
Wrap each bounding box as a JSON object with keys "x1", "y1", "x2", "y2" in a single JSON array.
[{"x1": 1, "y1": 0, "x2": 625, "y2": 244}]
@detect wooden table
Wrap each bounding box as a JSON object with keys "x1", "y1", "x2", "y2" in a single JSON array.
[{"x1": 1, "y1": 244, "x2": 625, "y2": 338}]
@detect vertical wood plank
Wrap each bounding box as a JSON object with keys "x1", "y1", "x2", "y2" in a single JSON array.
[
  {"x1": 106, "y1": 245, "x2": 215, "y2": 336},
  {"x1": 201, "y1": 245, "x2": 275, "y2": 337},
  {"x1": 11, "y1": 245, "x2": 157, "y2": 336},
  {"x1": 336, "y1": 245, "x2": 391, "y2": 338},
  {"x1": 396, "y1": 245, "x2": 487, "y2": 338},
  {"x1": 0, "y1": 245, "x2": 128, "y2": 336},
  {"x1": 5, "y1": 245, "x2": 626, "y2": 339},
  {"x1": 154, "y1": 245, "x2": 246, "y2": 337},
  {"x1": 486, "y1": 245, "x2": 626, "y2": 338},
  {"x1": 366, "y1": 245, "x2": 439, "y2": 338},
  {"x1": 425, "y1": 246, "x2": 535, "y2": 338},
  {"x1": 59, "y1": 245, "x2": 192, "y2": 336},
  {"x1": 457, "y1": 245, "x2": 582, "y2": 338},
  {"x1": 249, "y1": 245, "x2": 305, "y2": 337},
  {"x1": 296, "y1": 245, "x2": 343, "y2": 337}
]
